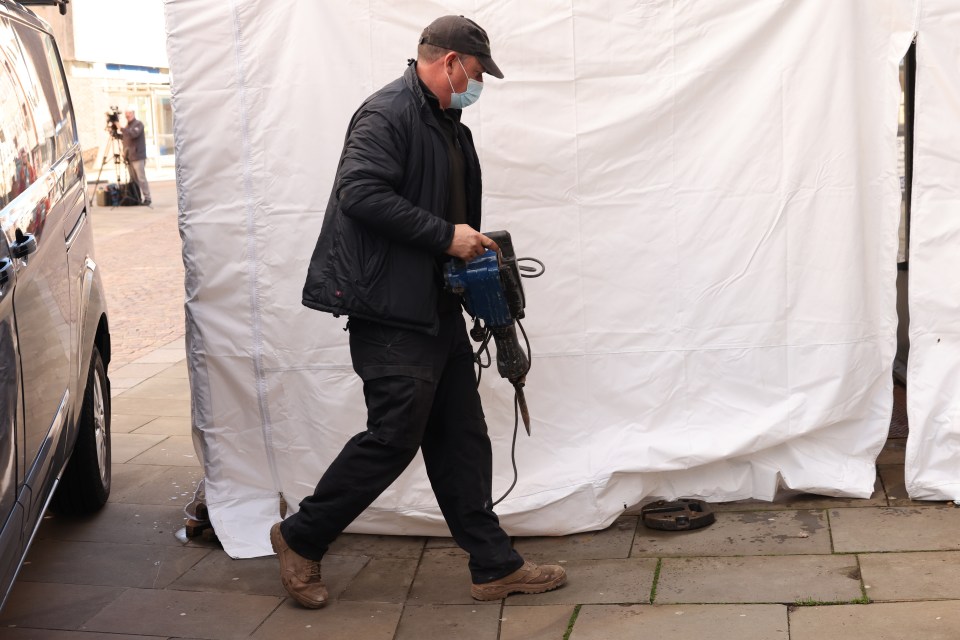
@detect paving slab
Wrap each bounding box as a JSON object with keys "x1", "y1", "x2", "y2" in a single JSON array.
[
  {"x1": 513, "y1": 516, "x2": 638, "y2": 561},
  {"x1": 326, "y1": 533, "x2": 425, "y2": 559},
  {"x1": 0, "y1": 582, "x2": 126, "y2": 631},
  {"x1": 394, "y1": 604, "x2": 502, "y2": 640},
  {"x1": 109, "y1": 380, "x2": 138, "y2": 397},
  {"x1": 407, "y1": 548, "x2": 498, "y2": 605},
  {"x1": 131, "y1": 415, "x2": 192, "y2": 436},
  {"x1": 499, "y1": 604, "x2": 576, "y2": 640},
  {"x1": 36, "y1": 503, "x2": 190, "y2": 547},
  {"x1": 570, "y1": 603, "x2": 788, "y2": 640},
  {"x1": 18, "y1": 538, "x2": 210, "y2": 589},
  {"x1": 424, "y1": 536, "x2": 458, "y2": 548},
  {"x1": 119, "y1": 376, "x2": 191, "y2": 401},
  {"x1": 633, "y1": 509, "x2": 830, "y2": 557},
  {"x1": 2, "y1": 630, "x2": 157, "y2": 640},
  {"x1": 171, "y1": 551, "x2": 367, "y2": 600},
  {"x1": 656, "y1": 554, "x2": 863, "y2": 604},
  {"x1": 109, "y1": 414, "x2": 158, "y2": 434},
  {"x1": 133, "y1": 346, "x2": 186, "y2": 364},
  {"x1": 309, "y1": 554, "x2": 371, "y2": 601},
  {"x1": 339, "y1": 557, "x2": 418, "y2": 603},
  {"x1": 251, "y1": 600, "x2": 403, "y2": 640},
  {"x1": 789, "y1": 600, "x2": 960, "y2": 640},
  {"x1": 111, "y1": 396, "x2": 190, "y2": 417},
  {"x1": 154, "y1": 360, "x2": 189, "y2": 379},
  {"x1": 169, "y1": 553, "x2": 288, "y2": 597},
  {"x1": 830, "y1": 506, "x2": 960, "y2": 552},
  {"x1": 110, "y1": 361, "x2": 178, "y2": 382},
  {"x1": 110, "y1": 462, "x2": 175, "y2": 501},
  {"x1": 110, "y1": 464, "x2": 203, "y2": 505},
  {"x1": 859, "y1": 551, "x2": 960, "y2": 601},
  {"x1": 81, "y1": 588, "x2": 281, "y2": 639},
  {"x1": 127, "y1": 435, "x2": 200, "y2": 467},
  {"x1": 111, "y1": 433, "x2": 169, "y2": 463},
  {"x1": 506, "y1": 558, "x2": 658, "y2": 606}
]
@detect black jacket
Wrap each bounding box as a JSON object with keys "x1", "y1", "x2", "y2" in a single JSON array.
[
  {"x1": 121, "y1": 118, "x2": 147, "y2": 161},
  {"x1": 302, "y1": 62, "x2": 482, "y2": 334}
]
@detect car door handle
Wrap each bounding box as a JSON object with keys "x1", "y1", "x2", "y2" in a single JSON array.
[
  {"x1": 0, "y1": 258, "x2": 12, "y2": 287},
  {"x1": 11, "y1": 233, "x2": 37, "y2": 260}
]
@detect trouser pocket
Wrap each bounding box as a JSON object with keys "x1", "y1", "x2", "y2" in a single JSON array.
[{"x1": 356, "y1": 363, "x2": 435, "y2": 449}]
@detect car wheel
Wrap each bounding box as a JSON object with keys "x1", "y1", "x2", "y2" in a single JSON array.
[{"x1": 51, "y1": 346, "x2": 111, "y2": 515}]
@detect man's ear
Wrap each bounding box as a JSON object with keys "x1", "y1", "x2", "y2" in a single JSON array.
[{"x1": 443, "y1": 51, "x2": 459, "y2": 72}]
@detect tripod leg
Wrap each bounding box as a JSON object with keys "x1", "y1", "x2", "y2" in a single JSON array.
[
  {"x1": 89, "y1": 132, "x2": 116, "y2": 207},
  {"x1": 88, "y1": 130, "x2": 119, "y2": 207}
]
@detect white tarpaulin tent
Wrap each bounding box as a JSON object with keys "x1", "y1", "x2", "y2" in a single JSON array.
[
  {"x1": 905, "y1": 0, "x2": 960, "y2": 500},
  {"x1": 163, "y1": 0, "x2": 957, "y2": 559}
]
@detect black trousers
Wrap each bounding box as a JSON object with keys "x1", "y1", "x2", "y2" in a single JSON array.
[{"x1": 281, "y1": 310, "x2": 524, "y2": 583}]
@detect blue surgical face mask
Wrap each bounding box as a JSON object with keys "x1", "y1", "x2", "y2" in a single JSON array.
[{"x1": 447, "y1": 57, "x2": 482, "y2": 109}]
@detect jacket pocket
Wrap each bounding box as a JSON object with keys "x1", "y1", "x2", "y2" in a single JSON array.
[
  {"x1": 339, "y1": 220, "x2": 389, "y2": 317},
  {"x1": 355, "y1": 228, "x2": 388, "y2": 287}
]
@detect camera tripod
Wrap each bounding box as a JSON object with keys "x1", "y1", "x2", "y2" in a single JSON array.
[{"x1": 89, "y1": 127, "x2": 140, "y2": 207}]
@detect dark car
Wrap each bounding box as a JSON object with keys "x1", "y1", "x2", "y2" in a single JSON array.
[{"x1": 0, "y1": 0, "x2": 112, "y2": 609}]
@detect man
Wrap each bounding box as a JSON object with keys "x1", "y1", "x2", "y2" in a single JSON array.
[
  {"x1": 271, "y1": 15, "x2": 567, "y2": 609},
  {"x1": 119, "y1": 109, "x2": 151, "y2": 206}
]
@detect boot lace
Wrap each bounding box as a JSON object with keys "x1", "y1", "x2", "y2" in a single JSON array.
[{"x1": 304, "y1": 561, "x2": 322, "y2": 582}]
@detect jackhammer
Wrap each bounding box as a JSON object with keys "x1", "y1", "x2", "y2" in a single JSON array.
[{"x1": 444, "y1": 230, "x2": 544, "y2": 438}]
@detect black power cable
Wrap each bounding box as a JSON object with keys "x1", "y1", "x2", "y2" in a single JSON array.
[{"x1": 470, "y1": 255, "x2": 543, "y2": 507}]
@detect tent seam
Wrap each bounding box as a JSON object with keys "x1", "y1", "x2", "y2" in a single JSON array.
[{"x1": 229, "y1": 0, "x2": 284, "y2": 505}]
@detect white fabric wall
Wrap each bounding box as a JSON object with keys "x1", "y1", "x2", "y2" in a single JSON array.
[
  {"x1": 906, "y1": 0, "x2": 960, "y2": 500},
  {"x1": 165, "y1": 0, "x2": 921, "y2": 558}
]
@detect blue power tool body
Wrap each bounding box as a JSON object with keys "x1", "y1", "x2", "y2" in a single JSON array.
[
  {"x1": 444, "y1": 230, "x2": 533, "y2": 433},
  {"x1": 444, "y1": 249, "x2": 512, "y2": 327}
]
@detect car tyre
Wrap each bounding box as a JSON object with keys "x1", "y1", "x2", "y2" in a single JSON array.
[{"x1": 51, "y1": 346, "x2": 111, "y2": 515}]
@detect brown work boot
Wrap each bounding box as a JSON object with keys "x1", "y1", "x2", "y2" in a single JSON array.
[
  {"x1": 270, "y1": 522, "x2": 328, "y2": 608},
  {"x1": 471, "y1": 561, "x2": 567, "y2": 601}
]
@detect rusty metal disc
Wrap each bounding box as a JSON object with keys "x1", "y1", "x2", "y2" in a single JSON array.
[{"x1": 640, "y1": 499, "x2": 716, "y2": 531}]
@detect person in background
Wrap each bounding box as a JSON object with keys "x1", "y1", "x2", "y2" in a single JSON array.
[{"x1": 119, "y1": 108, "x2": 151, "y2": 206}]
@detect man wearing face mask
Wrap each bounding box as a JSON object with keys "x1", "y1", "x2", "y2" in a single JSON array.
[{"x1": 270, "y1": 15, "x2": 567, "y2": 609}]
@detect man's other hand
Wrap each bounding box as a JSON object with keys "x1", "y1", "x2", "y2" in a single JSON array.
[{"x1": 446, "y1": 224, "x2": 499, "y2": 261}]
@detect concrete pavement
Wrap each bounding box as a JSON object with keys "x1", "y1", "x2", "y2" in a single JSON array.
[{"x1": 2, "y1": 180, "x2": 959, "y2": 639}]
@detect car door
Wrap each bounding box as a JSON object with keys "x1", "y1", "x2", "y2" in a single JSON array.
[
  {"x1": 0, "y1": 233, "x2": 22, "y2": 595},
  {"x1": 0, "y1": 16, "x2": 71, "y2": 526}
]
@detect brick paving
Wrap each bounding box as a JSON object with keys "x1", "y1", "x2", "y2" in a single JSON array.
[
  {"x1": 90, "y1": 179, "x2": 185, "y2": 368},
  {"x1": 1, "y1": 178, "x2": 958, "y2": 638}
]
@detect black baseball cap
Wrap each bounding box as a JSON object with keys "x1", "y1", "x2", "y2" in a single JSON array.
[{"x1": 419, "y1": 15, "x2": 504, "y2": 79}]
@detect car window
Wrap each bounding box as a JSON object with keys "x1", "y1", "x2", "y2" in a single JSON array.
[
  {"x1": 0, "y1": 17, "x2": 78, "y2": 243},
  {"x1": 41, "y1": 30, "x2": 76, "y2": 161},
  {"x1": 12, "y1": 20, "x2": 74, "y2": 167},
  {"x1": 0, "y1": 19, "x2": 40, "y2": 211}
]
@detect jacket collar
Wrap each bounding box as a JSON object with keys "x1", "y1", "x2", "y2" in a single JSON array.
[{"x1": 404, "y1": 60, "x2": 461, "y2": 124}]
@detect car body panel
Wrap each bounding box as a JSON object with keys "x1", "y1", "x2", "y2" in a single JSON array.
[
  {"x1": 0, "y1": 0, "x2": 110, "y2": 610},
  {"x1": 0, "y1": 235, "x2": 18, "y2": 528}
]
